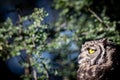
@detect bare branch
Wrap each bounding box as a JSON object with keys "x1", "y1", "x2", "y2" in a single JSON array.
[{"x1": 88, "y1": 8, "x2": 110, "y2": 28}]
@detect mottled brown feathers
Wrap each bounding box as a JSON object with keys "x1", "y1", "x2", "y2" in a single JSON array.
[{"x1": 77, "y1": 39, "x2": 120, "y2": 80}]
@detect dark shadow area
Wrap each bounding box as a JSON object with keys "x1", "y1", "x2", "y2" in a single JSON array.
[
  {"x1": 0, "y1": 0, "x2": 37, "y2": 23},
  {"x1": 0, "y1": 57, "x2": 22, "y2": 80}
]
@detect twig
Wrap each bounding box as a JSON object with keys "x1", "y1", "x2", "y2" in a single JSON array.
[
  {"x1": 88, "y1": 8, "x2": 110, "y2": 28},
  {"x1": 41, "y1": 61, "x2": 49, "y2": 80}
]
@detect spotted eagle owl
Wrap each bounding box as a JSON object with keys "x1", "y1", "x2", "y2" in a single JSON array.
[{"x1": 77, "y1": 38, "x2": 120, "y2": 80}]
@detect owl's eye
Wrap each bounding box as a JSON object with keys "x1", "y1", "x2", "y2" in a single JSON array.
[{"x1": 88, "y1": 49, "x2": 96, "y2": 54}]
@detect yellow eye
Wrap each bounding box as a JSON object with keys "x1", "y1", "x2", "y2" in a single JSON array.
[{"x1": 88, "y1": 49, "x2": 95, "y2": 54}]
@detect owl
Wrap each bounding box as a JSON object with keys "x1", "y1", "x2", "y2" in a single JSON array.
[{"x1": 77, "y1": 38, "x2": 120, "y2": 80}]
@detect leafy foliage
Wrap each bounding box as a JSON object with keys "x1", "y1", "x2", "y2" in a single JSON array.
[
  {"x1": 0, "y1": 8, "x2": 48, "y2": 57},
  {"x1": 0, "y1": 8, "x2": 49, "y2": 79}
]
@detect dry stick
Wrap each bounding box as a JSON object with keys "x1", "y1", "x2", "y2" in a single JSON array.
[
  {"x1": 25, "y1": 54, "x2": 37, "y2": 80},
  {"x1": 32, "y1": 69, "x2": 37, "y2": 80},
  {"x1": 88, "y1": 8, "x2": 110, "y2": 28},
  {"x1": 29, "y1": 56, "x2": 37, "y2": 80}
]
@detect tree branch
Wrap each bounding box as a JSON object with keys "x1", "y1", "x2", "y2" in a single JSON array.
[
  {"x1": 41, "y1": 61, "x2": 49, "y2": 80},
  {"x1": 88, "y1": 8, "x2": 110, "y2": 28}
]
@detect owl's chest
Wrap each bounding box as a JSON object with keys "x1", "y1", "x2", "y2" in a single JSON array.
[{"x1": 77, "y1": 64, "x2": 108, "y2": 80}]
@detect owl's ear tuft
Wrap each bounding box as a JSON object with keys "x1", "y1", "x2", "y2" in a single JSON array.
[
  {"x1": 99, "y1": 38, "x2": 109, "y2": 46},
  {"x1": 101, "y1": 38, "x2": 108, "y2": 42},
  {"x1": 98, "y1": 38, "x2": 108, "y2": 44}
]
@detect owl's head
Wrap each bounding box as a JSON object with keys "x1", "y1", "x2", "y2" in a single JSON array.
[
  {"x1": 77, "y1": 38, "x2": 120, "y2": 80},
  {"x1": 78, "y1": 38, "x2": 114, "y2": 66}
]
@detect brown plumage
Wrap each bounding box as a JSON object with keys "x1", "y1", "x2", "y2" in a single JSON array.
[{"x1": 77, "y1": 39, "x2": 120, "y2": 80}]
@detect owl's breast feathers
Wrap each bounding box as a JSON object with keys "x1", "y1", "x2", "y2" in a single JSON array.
[{"x1": 77, "y1": 63, "x2": 112, "y2": 80}]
